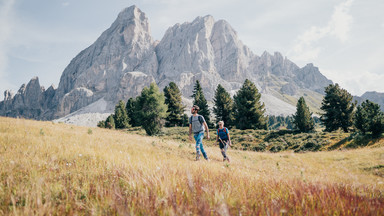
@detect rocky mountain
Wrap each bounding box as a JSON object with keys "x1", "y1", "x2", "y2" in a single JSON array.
[
  {"x1": 0, "y1": 5, "x2": 334, "y2": 126},
  {"x1": 0, "y1": 77, "x2": 55, "y2": 120},
  {"x1": 354, "y1": 91, "x2": 384, "y2": 111}
]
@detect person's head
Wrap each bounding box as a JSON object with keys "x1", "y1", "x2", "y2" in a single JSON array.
[
  {"x1": 218, "y1": 121, "x2": 224, "y2": 128},
  {"x1": 191, "y1": 105, "x2": 199, "y2": 114}
]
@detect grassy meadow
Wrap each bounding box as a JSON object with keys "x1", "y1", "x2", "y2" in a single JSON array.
[
  {"x1": 1, "y1": 117, "x2": 384, "y2": 215},
  {"x1": 129, "y1": 126, "x2": 384, "y2": 153}
]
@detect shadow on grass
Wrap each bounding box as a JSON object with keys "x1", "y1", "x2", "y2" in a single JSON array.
[
  {"x1": 345, "y1": 134, "x2": 383, "y2": 148},
  {"x1": 328, "y1": 137, "x2": 351, "y2": 150},
  {"x1": 328, "y1": 133, "x2": 383, "y2": 150},
  {"x1": 363, "y1": 165, "x2": 384, "y2": 177}
]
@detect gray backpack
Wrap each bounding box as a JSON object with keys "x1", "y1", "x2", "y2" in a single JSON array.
[{"x1": 189, "y1": 115, "x2": 204, "y2": 133}]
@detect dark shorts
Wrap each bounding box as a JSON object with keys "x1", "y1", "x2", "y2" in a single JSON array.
[{"x1": 219, "y1": 139, "x2": 229, "y2": 149}]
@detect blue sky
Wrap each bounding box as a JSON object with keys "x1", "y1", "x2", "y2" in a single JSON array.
[{"x1": 1, "y1": 0, "x2": 383, "y2": 100}]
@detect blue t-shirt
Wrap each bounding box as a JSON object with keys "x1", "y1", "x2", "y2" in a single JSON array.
[{"x1": 217, "y1": 127, "x2": 229, "y2": 140}]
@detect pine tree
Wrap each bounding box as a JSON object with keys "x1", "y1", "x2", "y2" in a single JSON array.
[
  {"x1": 181, "y1": 114, "x2": 189, "y2": 127},
  {"x1": 286, "y1": 116, "x2": 294, "y2": 130},
  {"x1": 126, "y1": 97, "x2": 139, "y2": 127},
  {"x1": 293, "y1": 96, "x2": 314, "y2": 132},
  {"x1": 191, "y1": 80, "x2": 212, "y2": 127},
  {"x1": 320, "y1": 84, "x2": 355, "y2": 132},
  {"x1": 233, "y1": 79, "x2": 267, "y2": 130},
  {"x1": 114, "y1": 100, "x2": 130, "y2": 129},
  {"x1": 105, "y1": 114, "x2": 115, "y2": 129},
  {"x1": 163, "y1": 82, "x2": 185, "y2": 127},
  {"x1": 136, "y1": 83, "x2": 168, "y2": 136},
  {"x1": 213, "y1": 84, "x2": 234, "y2": 127},
  {"x1": 354, "y1": 99, "x2": 384, "y2": 137}
]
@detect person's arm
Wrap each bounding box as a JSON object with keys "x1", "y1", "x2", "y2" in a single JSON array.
[
  {"x1": 227, "y1": 128, "x2": 232, "y2": 146},
  {"x1": 189, "y1": 124, "x2": 193, "y2": 141},
  {"x1": 203, "y1": 122, "x2": 210, "y2": 139},
  {"x1": 216, "y1": 130, "x2": 219, "y2": 144}
]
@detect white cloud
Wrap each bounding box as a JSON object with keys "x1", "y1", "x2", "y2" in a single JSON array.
[
  {"x1": 62, "y1": 2, "x2": 70, "y2": 7},
  {"x1": 329, "y1": 0, "x2": 354, "y2": 42},
  {"x1": 320, "y1": 68, "x2": 384, "y2": 96},
  {"x1": 290, "y1": 0, "x2": 354, "y2": 62},
  {"x1": 0, "y1": 0, "x2": 16, "y2": 100},
  {"x1": 0, "y1": 0, "x2": 15, "y2": 73}
]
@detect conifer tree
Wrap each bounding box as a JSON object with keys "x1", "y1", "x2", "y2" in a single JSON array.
[
  {"x1": 191, "y1": 80, "x2": 212, "y2": 127},
  {"x1": 126, "y1": 97, "x2": 139, "y2": 127},
  {"x1": 354, "y1": 99, "x2": 384, "y2": 137},
  {"x1": 320, "y1": 84, "x2": 355, "y2": 132},
  {"x1": 136, "y1": 83, "x2": 168, "y2": 135},
  {"x1": 293, "y1": 96, "x2": 314, "y2": 132},
  {"x1": 105, "y1": 114, "x2": 115, "y2": 129},
  {"x1": 114, "y1": 100, "x2": 130, "y2": 129},
  {"x1": 213, "y1": 84, "x2": 234, "y2": 127},
  {"x1": 163, "y1": 82, "x2": 185, "y2": 127},
  {"x1": 233, "y1": 79, "x2": 267, "y2": 130},
  {"x1": 181, "y1": 114, "x2": 189, "y2": 127}
]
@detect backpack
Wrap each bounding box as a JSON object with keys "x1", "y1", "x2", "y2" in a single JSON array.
[
  {"x1": 217, "y1": 127, "x2": 229, "y2": 139},
  {"x1": 189, "y1": 115, "x2": 204, "y2": 125}
]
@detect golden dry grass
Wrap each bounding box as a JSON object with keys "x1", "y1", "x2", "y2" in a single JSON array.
[{"x1": 1, "y1": 117, "x2": 384, "y2": 215}]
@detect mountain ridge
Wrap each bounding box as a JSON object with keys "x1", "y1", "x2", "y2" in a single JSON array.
[{"x1": 1, "y1": 5, "x2": 377, "y2": 126}]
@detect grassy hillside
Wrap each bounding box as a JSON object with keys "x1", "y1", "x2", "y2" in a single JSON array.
[
  {"x1": 1, "y1": 117, "x2": 384, "y2": 215},
  {"x1": 130, "y1": 126, "x2": 384, "y2": 153}
]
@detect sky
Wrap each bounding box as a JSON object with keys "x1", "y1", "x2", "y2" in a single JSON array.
[{"x1": 0, "y1": 0, "x2": 384, "y2": 100}]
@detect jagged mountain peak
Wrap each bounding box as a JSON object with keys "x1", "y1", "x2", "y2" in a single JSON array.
[
  {"x1": 51, "y1": 5, "x2": 158, "y2": 118},
  {"x1": 0, "y1": 5, "x2": 340, "y2": 124},
  {"x1": 303, "y1": 63, "x2": 315, "y2": 68},
  {"x1": 192, "y1": 15, "x2": 215, "y2": 24},
  {"x1": 166, "y1": 14, "x2": 215, "y2": 34},
  {"x1": 114, "y1": 5, "x2": 150, "y2": 31},
  {"x1": 117, "y1": 5, "x2": 139, "y2": 18},
  {"x1": 30, "y1": 76, "x2": 39, "y2": 81},
  {"x1": 260, "y1": 51, "x2": 283, "y2": 58}
]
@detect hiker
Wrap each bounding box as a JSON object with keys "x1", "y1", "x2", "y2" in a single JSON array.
[
  {"x1": 216, "y1": 121, "x2": 232, "y2": 162},
  {"x1": 189, "y1": 105, "x2": 210, "y2": 161}
]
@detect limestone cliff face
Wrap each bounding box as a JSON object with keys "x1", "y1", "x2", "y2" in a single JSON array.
[
  {"x1": 0, "y1": 77, "x2": 56, "y2": 119},
  {"x1": 1, "y1": 5, "x2": 336, "y2": 122},
  {"x1": 52, "y1": 5, "x2": 158, "y2": 118}
]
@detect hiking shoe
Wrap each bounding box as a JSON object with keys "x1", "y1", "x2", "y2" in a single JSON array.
[
  {"x1": 196, "y1": 155, "x2": 200, "y2": 161},
  {"x1": 205, "y1": 157, "x2": 210, "y2": 161},
  {"x1": 223, "y1": 158, "x2": 226, "y2": 162},
  {"x1": 226, "y1": 157, "x2": 230, "y2": 162}
]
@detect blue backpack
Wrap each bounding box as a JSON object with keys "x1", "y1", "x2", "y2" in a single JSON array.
[{"x1": 217, "y1": 127, "x2": 229, "y2": 140}]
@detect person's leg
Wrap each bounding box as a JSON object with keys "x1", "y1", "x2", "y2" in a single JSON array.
[
  {"x1": 220, "y1": 148, "x2": 226, "y2": 160},
  {"x1": 224, "y1": 142, "x2": 230, "y2": 162},
  {"x1": 219, "y1": 142, "x2": 227, "y2": 160},
  {"x1": 198, "y1": 132, "x2": 208, "y2": 160},
  {"x1": 194, "y1": 133, "x2": 201, "y2": 160}
]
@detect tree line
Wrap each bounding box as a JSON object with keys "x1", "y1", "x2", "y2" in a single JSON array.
[
  {"x1": 293, "y1": 83, "x2": 384, "y2": 136},
  {"x1": 98, "y1": 80, "x2": 384, "y2": 137}
]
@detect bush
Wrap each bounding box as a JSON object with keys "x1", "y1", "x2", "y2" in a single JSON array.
[
  {"x1": 97, "y1": 120, "x2": 105, "y2": 128},
  {"x1": 252, "y1": 143, "x2": 266, "y2": 152}
]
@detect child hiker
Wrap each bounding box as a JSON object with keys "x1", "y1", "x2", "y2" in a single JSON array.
[
  {"x1": 216, "y1": 121, "x2": 232, "y2": 162},
  {"x1": 189, "y1": 105, "x2": 210, "y2": 161}
]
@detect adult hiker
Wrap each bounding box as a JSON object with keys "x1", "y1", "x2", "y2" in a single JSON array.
[
  {"x1": 216, "y1": 121, "x2": 232, "y2": 162},
  {"x1": 189, "y1": 105, "x2": 210, "y2": 161}
]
